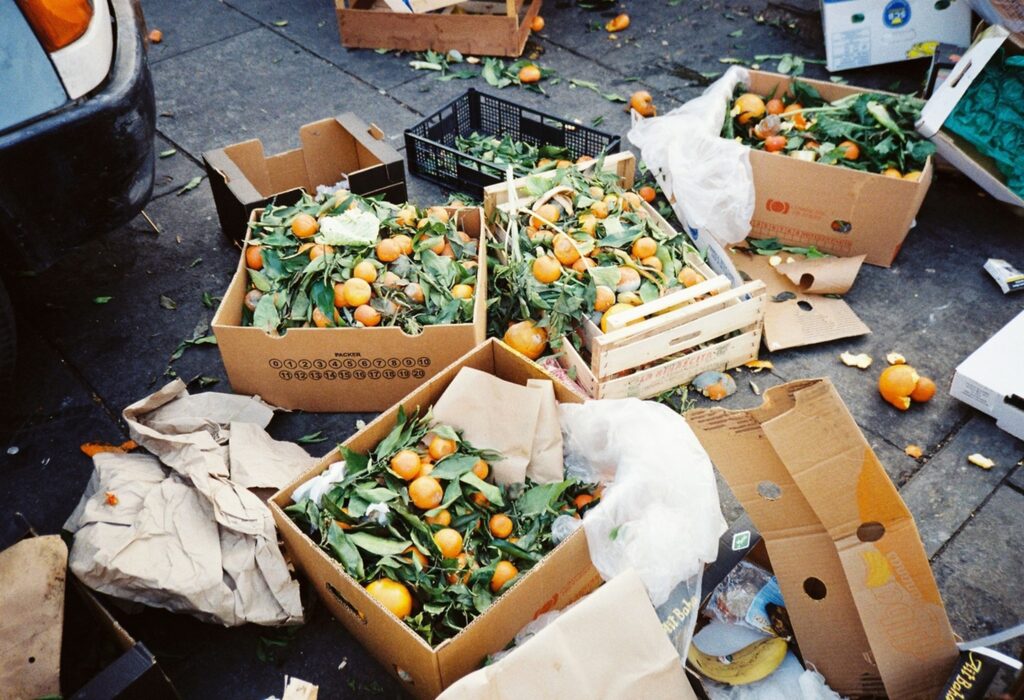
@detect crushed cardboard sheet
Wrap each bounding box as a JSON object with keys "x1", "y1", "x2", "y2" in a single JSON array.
[
  {"x1": 65, "y1": 380, "x2": 309, "y2": 626},
  {"x1": 776, "y1": 254, "x2": 866, "y2": 295},
  {"x1": 0, "y1": 536, "x2": 67, "y2": 699},
  {"x1": 731, "y1": 250, "x2": 870, "y2": 351},
  {"x1": 432, "y1": 367, "x2": 563, "y2": 484},
  {"x1": 437, "y1": 570, "x2": 697, "y2": 700}
]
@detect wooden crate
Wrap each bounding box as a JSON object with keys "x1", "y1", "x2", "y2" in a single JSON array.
[
  {"x1": 483, "y1": 151, "x2": 767, "y2": 400},
  {"x1": 336, "y1": 0, "x2": 542, "y2": 57}
]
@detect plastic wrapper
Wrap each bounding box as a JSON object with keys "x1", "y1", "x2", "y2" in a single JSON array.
[
  {"x1": 705, "y1": 653, "x2": 845, "y2": 700},
  {"x1": 627, "y1": 66, "x2": 753, "y2": 246},
  {"x1": 707, "y1": 560, "x2": 785, "y2": 635},
  {"x1": 559, "y1": 398, "x2": 727, "y2": 656}
]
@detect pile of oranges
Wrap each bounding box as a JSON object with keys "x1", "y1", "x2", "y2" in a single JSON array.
[
  {"x1": 241, "y1": 191, "x2": 479, "y2": 335},
  {"x1": 286, "y1": 410, "x2": 600, "y2": 645},
  {"x1": 491, "y1": 166, "x2": 709, "y2": 360}
]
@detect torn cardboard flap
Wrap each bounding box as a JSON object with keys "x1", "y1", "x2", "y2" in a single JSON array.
[
  {"x1": 437, "y1": 569, "x2": 697, "y2": 700},
  {"x1": 776, "y1": 254, "x2": 865, "y2": 295},
  {"x1": 686, "y1": 379, "x2": 957, "y2": 699},
  {"x1": 731, "y1": 249, "x2": 869, "y2": 351}
]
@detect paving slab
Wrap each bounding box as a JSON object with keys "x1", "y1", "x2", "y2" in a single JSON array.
[
  {"x1": 140, "y1": 0, "x2": 258, "y2": 63},
  {"x1": 152, "y1": 134, "x2": 205, "y2": 199},
  {"x1": 1008, "y1": 464, "x2": 1024, "y2": 493},
  {"x1": 932, "y1": 487, "x2": 1024, "y2": 659},
  {"x1": 901, "y1": 415, "x2": 1024, "y2": 557},
  {"x1": 150, "y1": 28, "x2": 420, "y2": 156}
]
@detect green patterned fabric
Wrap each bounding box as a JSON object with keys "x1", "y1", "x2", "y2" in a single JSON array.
[{"x1": 945, "y1": 49, "x2": 1024, "y2": 198}]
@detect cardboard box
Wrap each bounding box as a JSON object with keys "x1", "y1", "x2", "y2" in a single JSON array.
[
  {"x1": 203, "y1": 113, "x2": 407, "y2": 241},
  {"x1": 483, "y1": 151, "x2": 766, "y2": 400},
  {"x1": 211, "y1": 207, "x2": 487, "y2": 413},
  {"x1": 917, "y1": 25, "x2": 1024, "y2": 208},
  {"x1": 745, "y1": 71, "x2": 935, "y2": 267},
  {"x1": 950, "y1": 309, "x2": 1024, "y2": 442},
  {"x1": 821, "y1": 0, "x2": 971, "y2": 72},
  {"x1": 269, "y1": 339, "x2": 603, "y2": 699},
  {"x1": 686, "y1": 379, "x2": 958, "y2": 699},
  {"x1": 336, "y1": 0, "x2": 542, "y2": 57}
]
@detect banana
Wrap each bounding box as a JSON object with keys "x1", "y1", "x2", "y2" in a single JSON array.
[{"x1": 687, "y1": 635, "x2": 789, "y2": 686}]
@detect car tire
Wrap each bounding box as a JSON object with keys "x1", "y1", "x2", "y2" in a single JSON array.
[{"x1": 0, "y1": 279, "x2": 15, "y2": 396}]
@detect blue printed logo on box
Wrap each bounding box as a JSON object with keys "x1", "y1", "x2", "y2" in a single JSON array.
[{"x1": 883, "y1": 0, "x2": 911, "y2": 27}]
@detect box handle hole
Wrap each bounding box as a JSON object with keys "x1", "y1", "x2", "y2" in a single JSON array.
[
  {"x1": 1004, "y1": 393, "x2": 1024, "y2": 411},
  {"x1": 395, "y1": 666, "x2": 415, "y2": 685},
  {"x1": 326, "y1": 582, "x2": 367, "y2": 624},
  {"x1": 669, "y1": 330, "x2": 702, "y2": 346},
  {"x1": 803, "y1": 577, "x2": 827, "y2": 600},
  {"x1": 797, "y1": 300, "x2": 813, "y2": 312},
  {"x1": 757, "y1": 480, "x2": 782, "y2": 501},
  {"x1": 857, "y1": 521, "x2": 886, "y2": 542}
]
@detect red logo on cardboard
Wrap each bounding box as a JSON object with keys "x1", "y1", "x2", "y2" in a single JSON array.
[{"x1": 766, "y1": 199, "x2": 790, "y2": 214}]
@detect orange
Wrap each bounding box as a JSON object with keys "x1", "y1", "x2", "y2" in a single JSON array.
[
  {"x1": 434, "y1": 528, "x2": 464, "y2": 558},
  {"x1": 309, "y1": 244, "x2": 334, "y2": 260},
  {"x1": 590, "y1": 200, "x2": 610, "y2": 219},
  {"x1": 631, "y1": 236, "x2": 657, "y2": 259},
  {"x1": 641, "y1": 256, "x2": 662, "y2": 272},
  {"x1": 404, "y1": 545, "x2": 428, "y2": 568},
  {"x1": 409, "y1": 476, "x2": 443, "y2": 509},
  {"x1": 552, "y1": 234, "x2": 581, "y2": 266},
  {"x1": 244, "y1": 289, "x2": 263, "y2": 312},
  {"x1": 878, "y1": 364, "x2": 920, "y2": 411},
  {"x1": 333, "y1": 282, "x2": 348, "y2": 308},
  {"x1": 735, "y1": 93, "x2": 766, "y2": 125},
  {"x1": 605, "y1": 13, "x2": 629, "y2": 31},
  {"x1": 451, "y1": 283, "x2": 474, "y2": 300},
  {"x1": 594, "y1": 285, "x2": 615, "y2": 312},
  {"x1": 472, "y1": 459, "x2": 489, "y2": 480},
  {"x1": 426, "y1": 508, "x2": 451, "y2": 526},
  {"x1": 343, "y1": 278, "x2": 372, "y2": 306},
  {"x1": 578, "y1": 214, "x2": 598, "y2": 236},
  {"x1": 782, "y1": 103, "x2": 808, "y2": 130},
  {"x1": 365, "y1": 579, "x2": 412, "y2": 618},
  {"x1": 446, "y1": 552, "x2": 471, "y2": 585},
  {"x1": 392, "y1": 234, "x2": 414, "y2": 255},
  {"x1": 601, "y1": 303, "x2": 634, "y2": 333},
  {"x1": 630, "y1": 90, "x2": 656, "y2": 117},
  {"x1": 291, "y1": 213, "x2": 319, "y2": 239},
  {"x1": 471, "y1": 491, "x2": 490, "y2": 508},
  {"x1": 376, "y1": 238, "x2": 402, "y2": 263},
  {"x1": 910, "y1": 376, "x2": 936, "y2": 403},
  {"x1": 678, "y1": 267, "x2": 705, "y2": 288},
  {"x1": 354, "y1": 304, "x2": 381, "y2": 327},
  {"x1": 390, "y1": 449, "x2": 422, "y2": 480},
  {"x1": 353, "y1": 259, "x2": 377, "y2": 283},
  {"x1": 490, "y1": 561, "x2": 519, "y2": 592},
  {"x1": 764, "y1": 135, "x2": 787, "y2": 153},
  {"x1": 245, "y1": 245, "x2": 263, "y2": 270},
  {"x1": 766, "y1": 98, "x2": 785, "y2": 115},
  {"x1": 838, "y1": 140, "x2": 860, "y2": 160},
  {"x1": 503, "y1": 320, "x2": 548, "y2": 360},
  {"x1": 572, "y1": 257, "x2": 597, "y2": 276},
  {"x1": 617, "y1": 291, "x2": 642, "y2": 306},
  {"x1": 380, "y1": 271, "x2": 402, "y2": 288},
  {"x1": 428, "y1": 436, "x2": 457, "y2": 461},
  {"x1": 518, "y1": 65, "x2": 541, "y2": 84},
  {"x1": 489, "y1": 514, "x2": 513, "y2": 539},
  {"x1": 405, "y1": 283, "x2": 425, "y2": 303},
  {"x1": 573, "y1": 494, "x2": 594, "y2": 510},
  {"x1": 427, "y1": 206, "x2": 450, "y2": 223},
  {"x1": 638, "y1": 185, "x2": 657, "y2": 203},
  {"x1": 904, "y1": 170, "x2": 922, "y2": 182},
  {"x1": 312, "y1": 307, "x2": 333, "y2": 328},
  {"x1": 418, "y1": 462, "x2": 434, "y2": 477},
  {"x1": 577, "y1": 155, "x2": 594, "y2": 165},
  {"x1": 441, "y1": 242, "x2": 456, "y2": 258},
  {"x1": 396, "y1": 205, "x2": 418, "y2": 227},
  {"x1": 882, "y1": 167, "x2": 903, "y2": 179},
  {"x1": 530, "y1": 15, "x2": 544, "y2": 31},
  {"x1": 616, "y1": 266, "x2": 641, "y2": 292},
  {"x1": 530, "y1": 203, "x2": 560, "y2": 229},
  {"x1": 532, "y1": 255, "x2": 563, "y2": 284},
  {"x1": 621, "y1": 192, "x2": 643, "y2": 211},
  {"x1": 556, "y1": 159, "x2": 573, "y2": 169}
]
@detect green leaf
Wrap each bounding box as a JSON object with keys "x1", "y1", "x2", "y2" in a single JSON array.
[
  {"x1": 517, "y1": 480, "x2": 574, "y2": 516},
  {"x1": 159, "y1": 294, "x2": 177, "y2": 310},
  {"x1": 195, "y1": 376, "x2": 219, "y2": 388},
  {"x1": 297, "y1": 430, "x2": 327, "y2": 444},
  {"x1": 341, "y1": 446, "x2": 370, "y2": 476},
  {"x1": 201, "y1": 291, "x2": 220, "y2": 309},
  {"x1": 93, "y1": 296, "x2": 112, "y2": 305},
  {"x1": 589, "y1": 266, "x2": 620, "y2": 288},
  {"x1": 176, "y1": 175, "x2": 202, "y2": 195},
  {"x1": 253, "y1": 292, "x2": 280, "y2": 332},
  {"x1": 159, "y1": 148, "x2": 177, "y2": 158},
  {"x1": 247, "y1": 268, "x2": 272, "y2": 292},
  {"x1": 459, "y1": 472, "x2": 504, "y2": 507},
  {"x1": 355, "y1": 487, "x2": 399, "y2": 503},
  {"x1": 728, "y1": 29, "x2": 743, "y2": 38},
  {"x1": 429, "y1": 453, "x2": 478, "y2": 480},
  {"x1": 327, "y1": 523, "x2": 364, "y2": 578},
  {"x1": 639, "y1": 280, "x2": 659, "y2": 304},
  {"x1": 348, "y1": 532, "x2": 411, "y2": 556}
]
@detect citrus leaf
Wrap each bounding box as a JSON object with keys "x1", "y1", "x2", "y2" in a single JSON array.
[
  {"x1": 159, "y1": 295, "x2": 177, "y2": 310},
  {"x1": 459, "y1": 472, "x2": 504, "y2": 507},
  {"x1": 93, "y1": 296, "x2": 112, "y2": 304},
  {"x1": 253, "y1": 292, "x2": 280, "y2": 331},
  {"x1": 176, "y1": 175, "x2": 202, "y2": 195},
  {"x1": 327, "y1": 523, "x2": 364, "y2": 578},
  {"x1": 429, "y1": 453, "x2": 478, "y2": 480},
  {"x1": 348, "y1": 532, "x2": 411, "y2": 556}
]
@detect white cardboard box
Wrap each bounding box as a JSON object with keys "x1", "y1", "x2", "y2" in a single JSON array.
[
  {"x1": 821, "y1": 0, "x2": 971, "y2": 71},
  {"x1": 950, "y1": 310, "x2": 1024, "y2": 442}
]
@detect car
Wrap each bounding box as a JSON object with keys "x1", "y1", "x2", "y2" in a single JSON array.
[{"x1": 0, "y1": 0, "x2": 156, "y2": 389}]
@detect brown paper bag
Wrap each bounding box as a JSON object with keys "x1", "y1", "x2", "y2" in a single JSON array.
[
  {"x1": 437, "y1": 569, "x2": 696, "y2": 700},
  {"x1": 525, "y1": 379, "x2": 564, "y2": 483}
]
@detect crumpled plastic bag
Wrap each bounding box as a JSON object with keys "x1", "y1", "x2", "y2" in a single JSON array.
[
  {"x1": 627, "y1": 66, "x2": 753, "y2": 246},
  {"x1": 559, "y1": 398, "x2": 727, "y2": 654},
  {"x1": 64, "y1": 380, "x2": 308, "y2": 626},
  {"x1": 705, "y1": 653, "x2": 844, "y2": 700}
]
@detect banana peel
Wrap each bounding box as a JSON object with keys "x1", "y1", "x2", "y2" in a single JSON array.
[{"x1": 687, "y1": 635, "x2": 789, "y2": 686}]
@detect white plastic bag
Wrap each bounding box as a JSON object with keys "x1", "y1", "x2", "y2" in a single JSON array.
[
  {"x1": 627, "y1": 66, "x2": 753, "y2": 246},
  {"x1": 560, "y1": 399, "x2": 726, "y2": 638}
]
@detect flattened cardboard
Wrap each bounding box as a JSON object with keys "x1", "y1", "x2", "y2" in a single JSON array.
[
  {"x1": 203, "y1": 113, "x2": 407, "y2": 241},
  {"x1": 686, "y1": 379, "x2": 957, "y2": 699},
  {"x1": 731, "y1": 249, "x2": 869, "y2": 351},
  {"x1": 745, "y1": 71, "x2": 934, "y2": 267},
  {"x1": 336, "y1": 0, "x2": 542, "y2": 57},
  {"x1": 951, "y1": 309, "x2": 1024, "y2": 442},
  {"x1": 777, "y1": 254, "x2": 865, "y2": 295},
  {"x1": 269, "y1": 339, "x2": 603, "y2": 699},
  {"x1": 212, "y1": 207, "x2": 487, "y2": 413}
]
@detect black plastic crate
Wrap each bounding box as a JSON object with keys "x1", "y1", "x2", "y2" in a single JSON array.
[{"x1": 405, "y1": 88, "x2": 622, "y2": 198}]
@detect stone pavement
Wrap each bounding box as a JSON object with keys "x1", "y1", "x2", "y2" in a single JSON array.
[{"x1": 1, "y1": 0, "x2": 1022, "y2": 697}]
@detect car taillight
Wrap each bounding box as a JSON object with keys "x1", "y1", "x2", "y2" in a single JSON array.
[{"x1": 16, "y1": 0, "x2": 94, "y2": 52}]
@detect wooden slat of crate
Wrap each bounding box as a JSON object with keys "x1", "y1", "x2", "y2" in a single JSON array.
[
  {"x1": 594, "y1": 282, "x2": 765, "y2": 377},
  {"x1": 337, "y1": 0, "x2": 540, "y2": 56}
]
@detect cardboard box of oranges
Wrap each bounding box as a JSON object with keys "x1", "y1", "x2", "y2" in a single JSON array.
[
  {"x1": 269, "y1": 339, "x2": 603, "y2": 699},
  {"x1": 212, "y1": 198, "x2": 487, "y2": 413}
]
